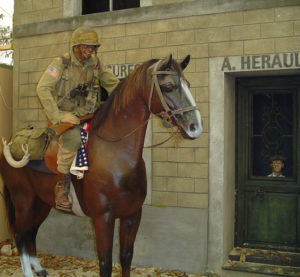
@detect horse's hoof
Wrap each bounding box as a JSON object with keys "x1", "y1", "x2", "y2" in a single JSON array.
[{"x1": 36, "y1": 270, "x2": 47, "y2": 276}]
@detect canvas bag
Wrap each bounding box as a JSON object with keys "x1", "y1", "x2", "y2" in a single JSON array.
[{"x1": 10, "y1": 127, "x2": 47, "y2": 160}]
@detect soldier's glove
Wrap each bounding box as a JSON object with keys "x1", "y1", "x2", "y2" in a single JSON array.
[{"x1": 60, "y1": 113, "x2": 80, "y2": 125}]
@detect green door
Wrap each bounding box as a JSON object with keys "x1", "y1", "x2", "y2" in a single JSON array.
[{"x1": 236, "y1": 76, "x2": 300, "y2": 251}]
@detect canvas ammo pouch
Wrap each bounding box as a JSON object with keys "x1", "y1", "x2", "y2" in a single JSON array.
[{"x1": 10, "y1": 127, "x2": 47, "y2": 160}]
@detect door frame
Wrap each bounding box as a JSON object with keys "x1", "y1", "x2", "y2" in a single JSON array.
[{"x1": 208, "y1": 54, "x2": 300, "y2": 274}]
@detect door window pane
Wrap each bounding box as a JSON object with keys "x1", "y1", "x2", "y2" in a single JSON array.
[{"x1": 251, "y1": 92, "x2": 294, "y2": 178}]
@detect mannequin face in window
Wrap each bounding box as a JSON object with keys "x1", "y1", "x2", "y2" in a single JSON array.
[
  {"x1": 73, "y1": 44, "x2": 97, "y2": 62},
  {"x1": 270, "y1": 160, "x2": 284, "y2": 176}
]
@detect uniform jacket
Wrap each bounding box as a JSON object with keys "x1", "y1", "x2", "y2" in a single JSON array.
[{"x1": 37, "y1": 50, "x2": 119, "y2": 124}]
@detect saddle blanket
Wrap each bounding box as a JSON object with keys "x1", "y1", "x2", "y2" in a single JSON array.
[{"x1": 70, "y1": 122, "x2": 90, "y2": 179}]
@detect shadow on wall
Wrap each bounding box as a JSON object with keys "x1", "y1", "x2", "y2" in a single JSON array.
[{"x1": 0, "y1": 65, "x2": 13, "y2": 242}]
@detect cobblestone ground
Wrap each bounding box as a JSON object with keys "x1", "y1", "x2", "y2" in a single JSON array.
[{"x1": 0, "y1": 240, "x2": 202, "y2": 277}]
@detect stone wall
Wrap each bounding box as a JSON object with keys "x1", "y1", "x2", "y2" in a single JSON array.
[{"x1": 13, "y1": 0, "x2": 300, "y2": 210}]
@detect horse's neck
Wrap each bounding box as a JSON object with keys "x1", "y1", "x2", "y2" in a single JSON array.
[{"x1": 94, "y1": 97, "x2": 150, "y2": 155}]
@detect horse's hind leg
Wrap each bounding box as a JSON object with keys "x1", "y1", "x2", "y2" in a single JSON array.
[{"x1": 119, "y1": 209, "x2": 142, "y2": 277}]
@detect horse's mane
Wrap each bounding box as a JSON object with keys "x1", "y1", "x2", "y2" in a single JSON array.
[{"x1": 90, "y1": 59, "x2": 158, "y2": 130}]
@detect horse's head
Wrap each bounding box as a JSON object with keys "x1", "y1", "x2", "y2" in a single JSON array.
[{"x1": 148, "y1": 55, "x2": 203, "y2": 139}]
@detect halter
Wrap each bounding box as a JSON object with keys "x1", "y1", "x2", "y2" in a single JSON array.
[{"x1": 148, "y1": 58, "x2": 199, "y2": 121}]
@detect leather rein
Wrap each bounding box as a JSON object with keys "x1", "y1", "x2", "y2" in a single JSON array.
[{"x1": 95, "y1": 58, "x2": 199, "y2": 146}]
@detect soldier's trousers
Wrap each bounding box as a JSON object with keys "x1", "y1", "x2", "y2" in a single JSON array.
[{"x1": 57, "y1": 126, "x2": 81, "y2": 174}]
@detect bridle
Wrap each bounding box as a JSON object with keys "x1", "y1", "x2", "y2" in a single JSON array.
[
  {"x1": 95, "y1": 57, "x2": 199, "y2": 145},
  {"x1": 148, "y1": 58, "x2": 199, "y2": 122}
]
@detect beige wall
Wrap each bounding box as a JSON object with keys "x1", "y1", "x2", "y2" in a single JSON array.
[
  {"x1": 12, "y1": 0, "x2": 300, "y2": 210},
  {"x1": 0, "y1": 67, "x2": 12, "y2": 241}
]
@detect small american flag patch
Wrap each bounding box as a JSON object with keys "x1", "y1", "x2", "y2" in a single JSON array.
[{"x1": 46, "y1": 65, "x2": 59, "y2": 79}]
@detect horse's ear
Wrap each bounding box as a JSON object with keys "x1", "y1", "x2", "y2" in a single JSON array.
[
  {"x1": 180, "y1": 55, "x2": 190, "y2": 70},
  {"x1": 166, "y1": 54, "x2": 172, "y2": 70}
]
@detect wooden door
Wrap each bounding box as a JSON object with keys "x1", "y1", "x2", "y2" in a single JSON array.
[{"x1": 236, "y1": 76, "x2": 300, "y2": 251}]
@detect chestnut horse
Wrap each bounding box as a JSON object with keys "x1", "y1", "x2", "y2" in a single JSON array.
[{"x1": 0, "y1": 55, "x2": 202, "y2": 277}]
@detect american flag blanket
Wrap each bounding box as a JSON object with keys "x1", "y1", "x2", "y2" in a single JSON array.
[{"x1": 70, "y1": 122, "x2": 90, "y2": 179}]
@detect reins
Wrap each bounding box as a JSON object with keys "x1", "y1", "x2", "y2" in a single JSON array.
[{"x1": 94, "y1": 57, "x2": 198, "y2": 147}]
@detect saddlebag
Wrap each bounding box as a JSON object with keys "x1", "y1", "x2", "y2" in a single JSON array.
[{"x1": 10, "y1": 127, "x2": 47, "y2": 160}]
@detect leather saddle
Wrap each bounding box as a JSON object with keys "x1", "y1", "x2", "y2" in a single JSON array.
[{"x1": 38, "y1": 114, "x2": 93, "y2": 174}]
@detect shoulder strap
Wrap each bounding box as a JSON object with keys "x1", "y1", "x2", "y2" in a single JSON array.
[{"x1": 61, "y1": 53, "x2": 71, "y2": 67}]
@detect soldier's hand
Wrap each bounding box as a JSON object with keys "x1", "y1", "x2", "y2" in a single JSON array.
[{"x1": 60, "y1": 113, "x2": 80, "y2": 125}]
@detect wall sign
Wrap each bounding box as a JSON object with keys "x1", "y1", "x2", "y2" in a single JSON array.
[
  {"x1": 221, "y1": 53, "x2": 300, "y2": 72},
  {"x1": 108, "y1": 63, "x2": 140, "y2": 79}
]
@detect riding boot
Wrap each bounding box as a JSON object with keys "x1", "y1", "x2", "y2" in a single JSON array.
[{"x1": 55, "y1": 173, "x2": 72, "y2": 211}]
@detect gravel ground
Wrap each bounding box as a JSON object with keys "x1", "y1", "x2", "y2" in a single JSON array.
[{"x1": 0, "y1": 240, "x2": 202, "y2": 277}]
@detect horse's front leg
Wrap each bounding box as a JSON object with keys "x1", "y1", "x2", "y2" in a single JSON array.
[
  {"x1": 92, "y1": 212, "x2": 115, "y2": 277},
  {"x1": 119, "y1": 208, "x2": 142, "y2": 277}
]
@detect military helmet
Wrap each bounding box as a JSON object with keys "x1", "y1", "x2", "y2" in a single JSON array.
[{"x1": 71, "y1": 27, "x2": 101, "y2": 47}]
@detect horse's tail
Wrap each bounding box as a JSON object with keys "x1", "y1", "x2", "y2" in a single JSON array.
[{"x1": 2, "y1": 181, "x2": 16, "y2": 237}]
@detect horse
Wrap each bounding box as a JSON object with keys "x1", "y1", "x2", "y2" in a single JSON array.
[{"x1": 0, "y1": 54, "x2": 202, "y2": 277}]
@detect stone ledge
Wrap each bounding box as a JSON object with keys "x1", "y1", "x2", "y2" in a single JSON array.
[{"x1": 13, "y1": 0, "x2": 300, "y2": 38}]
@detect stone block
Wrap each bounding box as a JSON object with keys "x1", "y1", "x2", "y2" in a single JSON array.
[
  {"x1": 29, "y1": 72, "x2": 42, "y2": 84},
  {"x1": 126, "y1": 22, "x2": 151, "y2": 36},
  {"x1": 33, "y1": 0, "x2": 52, "y2": 11},
  {"x1": 99, "y1": 38, "x2": 115, "y2": 52},
  {"x1": 151, "y1": 191, "x2": 177, "y2": 207},
  {"x1": 15, "y1": 0, "x2": 33, "y2": 13},
  {"x1": 151, "y1": 18, "x2": 178, "y2": 33},
  {"x1": 153, "y1": 148, "x2": 168, "y2": 161},
  {"x1": 230, "y1": 24, "x2": 260, "y2": 40},
  {"x1": 102, "y1": 25, "x2": 125, "y2": 38},
  {"x1": 126, "y1": 49, "x2": 151, "y2": 63},
  {"x1": 152, "y1": 46, "x2": 178, "y2": 59},
  {"x1": 195, "y1": 27, "x2": 230, "y2": 43},
  {"x1": 153, "y1": 133, "x2": 179, "y2": 148},
  {"x1": 178, "y1": 163, "x2": 208, "y2": 178},
  {"x1": 209, "y1": 41, "x2": 243, "y2": 57},
  {"x1": 275, "y1": 37, "x2": 300, "y2": 52},
  {"x1": 19, "y1": 73, "x2": 29, "y2": 85},
  {"x1": 53, "y1": 0, "x2": 63, "y2": 8},
  {"x1": 295, "y1": 21, "x2": 300, "y2": 36},
  {"x1": 178, "y1": 12, "x2": 243, "y2": 29},
  {"x1": 140, "y1": 33, "x2": 166, "y2": 48},
  {"x1": 244, "y1": 38, "x2": 275, "y2": 54},
  {"x1": 115, "y1": 36, "x2": 139, "y2": 50},
  {"x1": 195, "y1": 86, "x2": 208, "y2": 102},
  {"x1": 19, "y1": 108, "x2": 39, "y2": 122},
  {"x1": 178, "y1": 44, "x2": 208, "y2": 59},
  {"x1": 18, "y1": 97, "x2": 28, "y2": 109},
  {"x1": 275, "y1": 6, "x2": 300, "y2": 22},
  {"x1": 167, "y1": 177, "x2": 194, "y2": 192},
  {"x1": 198, "y1": 102, "x2": 208, "y2": 117},
  {"x1": 261, "y1": 22, "x2": 294, "y2": 38},
  {"x1": 178, "y1": 132, "x2": 208, "y2": 148},
  {"x1": 153, "y1": 162, "x2": 178, "y2": 177},
  {"x1": 195, "y1": 58, "x2": 209, "y2": 72},
  {"x1": 195, "y1": 148, "x2": 209, "y2": 163},
  {"x1": 28, "y1": 97, "x2": 40, "y2": 109},
  {"x1": 167, "y1": 148, "x2": 195, "y2": 163},
  {"x1": 244, "y1": 9, "x2": 274, "y2": 24},
  {"x1": 201, "y1": 117, "x2": 208, "y2": 133},
  {"x1": 99, "y1": 51, "x2": 126, "y2": 65},
  {"x1": 184, "y1": 72, "x2": 208, "y2": 87},
  {"x1": 167, "y1": 30, "x2": 194, "y2": 46},
  {"x1": 19, "y1": 84, "x2": 36, "y2": 97},
  {"x1": 178, "y1": 192, "x2": 208, "y2": 209},
  {"x1": 20, "y1": 59, "x2": 40, "y2": 73},
  {"x1": 195, "y1": 178, "x2": 208, "y2": 193},
  {"x1": 42, "y1": 8, "x2": 63, "y2": 21},
  {"x1": 152, "y1": 176, "x2": 168, "y2": 191}
]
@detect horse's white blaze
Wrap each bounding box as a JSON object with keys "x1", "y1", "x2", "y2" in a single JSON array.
[
  {"x1": 180, "y1": 78, "x2": 203, "y2": 138},
  {"x1": 20, "y1": 252, "x2": 34, "y2": 277},
  {"x1": 30, "y1": 256, "x2": 44, "y2": 272}
]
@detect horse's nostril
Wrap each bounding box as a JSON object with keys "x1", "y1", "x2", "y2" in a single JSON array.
[{"x1": 190, "y1": 123, "x2": 196, "y2": 132}]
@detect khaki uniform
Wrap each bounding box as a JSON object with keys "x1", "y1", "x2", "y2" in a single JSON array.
[{"x1": 37, "y1": 50, "x2": 119, "y2": 173}]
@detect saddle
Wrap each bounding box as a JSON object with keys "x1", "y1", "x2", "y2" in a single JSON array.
[{"x1": 44, "y1": 114, "x2": 93, "y2": 174}]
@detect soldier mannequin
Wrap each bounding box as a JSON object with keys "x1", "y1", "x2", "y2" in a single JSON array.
[{"x1": 37, "y1": 27, "x2": 119, "y2": 211}]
